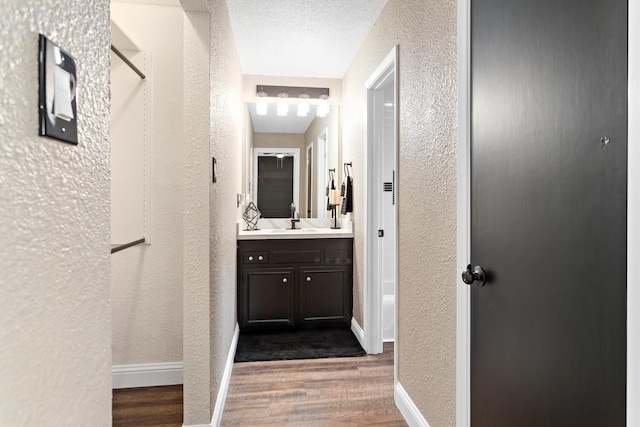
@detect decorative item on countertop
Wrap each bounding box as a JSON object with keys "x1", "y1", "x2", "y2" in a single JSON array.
[
  {"x1": 242, "y1": 201, "x2": 261, "y2": 231},
  {"x1": 328, "y1": 188, "x2": 342, "y2": 229},
  {"x1": 326, "y1": 168, "x2": 336, "y2": 211}
]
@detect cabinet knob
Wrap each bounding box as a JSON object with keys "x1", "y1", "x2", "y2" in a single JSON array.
[
  {"x1": 248, "y1": 256, "x2": 253, "y2": 261},
  {"x1": 282, "y1": 278, "x2": 288, "y2": 283},
  {"x1": 306, "y1": 276, "x2": 312, "y2": 282},
  {"x1": 258, "y1": 255, "x2": 264, "y2": 261}
]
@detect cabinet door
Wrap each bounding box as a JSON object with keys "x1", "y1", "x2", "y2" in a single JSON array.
[
  {"x1": 299, "y1": 266, "x2": 351, "y2": 326},
  {"x1": 242, "y1": 268, "x2": 295, "y2": 329}
]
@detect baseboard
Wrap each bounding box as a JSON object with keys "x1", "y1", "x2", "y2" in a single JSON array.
[
  {"x1": 112, "y1": 362, "x2": 183, "y2": 389},
  {"x1": 351, "y1": 317, "x2": 365, "y2": 350},
  {"x1": 210, "y1": 323, "x2": 240, "y2": 427},
  {"x1": 395, "y1": 382, "x2": 431, "y2": 427}
]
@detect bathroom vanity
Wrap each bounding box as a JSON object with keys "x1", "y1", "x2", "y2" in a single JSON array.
[{"x1": 237, "y1": 220, "x2": 353, "y2": 331}]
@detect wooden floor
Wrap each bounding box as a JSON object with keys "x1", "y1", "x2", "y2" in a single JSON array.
[
  {"x1": 112, "y1": 343, "x2": 405, "y2": 427},
  {"x1": 112, "y1": 384, "x2": 183, "y2": 426},
  {"x1": 221, "y1": 342, "x2": 406, "y2": 427}
]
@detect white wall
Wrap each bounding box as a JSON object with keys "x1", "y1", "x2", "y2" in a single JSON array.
[
  {"x1": 181, "y1": 0, "x2": 244, "y2": 423},
  {"x1": 110, "y1": 2, "x2": 184, "y2": 369},
  {"x1": 0, "y1": 0, "x2": 112, "y2": 425},
  {"x1": 182, "y1": 3, "x2": 212, "y2": 424},
  {"x1": 207, "y1": 0, "x2": 244, "y2": 414}
]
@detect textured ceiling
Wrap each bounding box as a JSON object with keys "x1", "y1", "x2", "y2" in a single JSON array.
[
  {"x1": 226, "y1": 0, "x2": 389, "y2": 78},
  {"x1": 112, "y1": 0, "x2": 181, "y2": 6}
]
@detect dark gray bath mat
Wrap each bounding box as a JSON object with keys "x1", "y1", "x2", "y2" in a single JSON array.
[{"x1": 234, "y1": 327, "x2": 366, "y2": 363}]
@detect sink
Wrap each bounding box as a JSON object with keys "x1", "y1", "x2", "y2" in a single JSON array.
[{"x1": 263, "y1": 228, "x2": 321, "y2": 233}]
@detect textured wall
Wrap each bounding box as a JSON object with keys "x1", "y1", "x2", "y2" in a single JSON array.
[
  {"x1": 0, "y1": 0, "x2": 112, "y2": 425},
  {"x1": 110, "y1": 2, "x2": 184, "y2": 367},
  {"x1": 208, "y1": 0, "x2": 244, "y2": 414},
  {"x1": 341, "y1": 0, "x2": 457, "y2": 425},
  {"x1": 182, "y1": 5, "x2": 212, "y2": 424}
]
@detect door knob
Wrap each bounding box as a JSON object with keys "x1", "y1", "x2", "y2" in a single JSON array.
[{"x1": 462, "y1": 264, "x2": 486, "y2": 286}]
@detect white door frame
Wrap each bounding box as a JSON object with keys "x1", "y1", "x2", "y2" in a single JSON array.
[
  {"x1": 306, "y1": 142, "x2": 314, "y2": 218},
  {"x1": 365, "y1": 46, "x2": 398, "y2": 357},
  {"x1": 253, "y1": 147, "x2": 300, "y2": 214},
  {"x1": 456, "y1": 1, "x2": 639, "y2": 425},
  {"x1": 316, "y1": 129, "x2": 328, "y2": 219}
]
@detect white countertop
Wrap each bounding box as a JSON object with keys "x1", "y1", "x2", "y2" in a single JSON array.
[{"x1": 237, "y1": 218, "x2": 353, "y2": 240}]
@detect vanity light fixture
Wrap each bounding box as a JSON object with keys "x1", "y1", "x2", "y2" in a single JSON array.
[
  {"x1": 256, "y1": 90, "x2": 268, "y2": 116},
  {"x1": 297, "y1": 93, "x2": 310, "y2": 117},
  {"x1": 317, "y1": 93, "x2": 329, "y2": 118},
  {"x1": 277, "y1": 92, "x2": 289, "y2": 116},
  {"x1": 255, "y1": 85, "x2": 330, "y2": 117}
]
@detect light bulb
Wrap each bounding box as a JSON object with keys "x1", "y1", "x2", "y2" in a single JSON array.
[
  {"x1": 297, "y1": 93, "x2": 310, "y2": 117},
  {"x1": 256, "y1": 90, "x2": 268, "y2": 116},
  {"x1": 277, "y1": 92, "x2": 289, "y2": 116},
  {"x1": 317, "y1": 93, "x2": 329, "y2": 118}
]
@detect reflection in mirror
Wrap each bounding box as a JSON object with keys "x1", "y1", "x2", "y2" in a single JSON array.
[
  {"x1": 248, "y1": 103, "x2": 339, "y2": 219},
  {"x1": 253, "y1": 148, "x2": 299, "y2": 218}
]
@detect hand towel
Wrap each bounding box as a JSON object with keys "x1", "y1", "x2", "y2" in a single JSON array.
[{"x1": 341, "y1": 176, "x2": 353, "y2": 214}]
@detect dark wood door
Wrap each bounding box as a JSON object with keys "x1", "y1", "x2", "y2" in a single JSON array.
[
  {"x1": 242, "y1": 268, "x2": 295, "y2": 328},
  {"x1": 299, "y1": 266, "x2": 350, "y2": 326},
  {"x1": 470, "y1": 0, "x2": 627, "y2": 425},
  {"x1": 257, "y1": 156, "x2": 294, "y2": 218}
]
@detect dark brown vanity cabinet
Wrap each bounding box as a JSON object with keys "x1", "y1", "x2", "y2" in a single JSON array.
[
  {"x1": 237, "y1": 238, "x2": 353, "y2": 330},
  {"x1": 243, "y1": 268, "x2": 295, "y2": 328}
]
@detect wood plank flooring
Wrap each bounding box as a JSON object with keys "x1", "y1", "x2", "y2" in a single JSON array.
[
  {"x1": 221, "y1": 342, "x2": 406, "y2": 427},
  {"x1": 112, "y1": 384, "x2": 183, "y2": 426},
  {"x1": 112, "y1": 344, "x2": 405, "y2": 427}
]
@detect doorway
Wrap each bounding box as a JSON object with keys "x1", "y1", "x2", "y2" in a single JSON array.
[
  {"x1": 306, "y1": 143, "x2": 313, "y2": 218},
  {"x1": 457, "y1": 0, "x2": 628, "y2": 425},
  {"x1": 316, "y1": 130, "x2": 328, "y2": 219},
  {"x1": 365, "y1": 46, "x2": 398, "y2": 354},
  {"x1": 305, "y1": 131, "x2": 328, "y2": 219},
  {"x1": 253, "y1": 148, "x2": 300, "y2": 218}
]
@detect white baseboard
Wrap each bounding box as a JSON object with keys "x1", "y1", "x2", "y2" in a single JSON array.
[
  {"x1": 112, "y1": 361, "x2": 183, "y2": 389},
  {"x1": 210, "y1": 323, "x2": 240, "y2": 427},
  {"x1": 351, "y1": 317, "x2": 365, "y2": 350},
  {"x1": 395, "y1": 382, "x2": 431, "y2": 427}
]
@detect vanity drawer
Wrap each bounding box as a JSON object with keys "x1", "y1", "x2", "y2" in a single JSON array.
[
  {"x1": 272, "y1": 250, "x2": 322, "y2": 264},
  {"x1": 324, "y1": 249, "x2": 350, "y2": 263},
  {"x1": 242, "y1": 251, "x2": 269, "y2": 264}
]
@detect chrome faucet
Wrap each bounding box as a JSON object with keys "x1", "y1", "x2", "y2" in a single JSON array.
[{"x1": 290, "y1": 203, "x2": 300, "y2": 229}]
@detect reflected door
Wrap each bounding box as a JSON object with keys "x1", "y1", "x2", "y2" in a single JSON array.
[{"x1": 257, "y1": 156, "x2": 293, "y2": 218}]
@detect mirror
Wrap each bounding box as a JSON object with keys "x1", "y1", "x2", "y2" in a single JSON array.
[{"x1": 247, "y1": 103, "x2": 339, "y2": 218}]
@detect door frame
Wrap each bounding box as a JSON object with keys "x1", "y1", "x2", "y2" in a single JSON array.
[
  {"x1": 306, "y1": 142, "x2": 313, "y2": 218},
  {"x1": 456, "y1": 1, "x2": 639, "y2": 425},
  {"x1": 315, "y1": 129, "x2": 328, "y2": 219},
  {"x1": 364, "y1": 45, "x2": 398, "y2": 357},
  {"x1": 253, "y1": 147, "x2": 300, "y2": 215}
]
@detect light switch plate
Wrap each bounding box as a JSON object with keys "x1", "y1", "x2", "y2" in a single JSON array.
[{"x1": 38, "y1": 34, "x2": 78, "y2": 145}]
